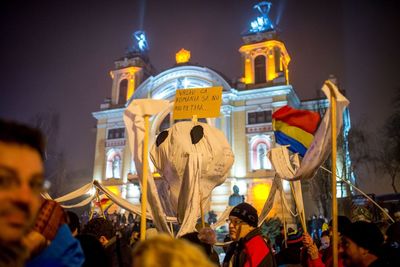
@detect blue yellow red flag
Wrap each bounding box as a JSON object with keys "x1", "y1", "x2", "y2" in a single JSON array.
[{"x1": 272, "y1": 105, "x2": 321, "y2": 157}]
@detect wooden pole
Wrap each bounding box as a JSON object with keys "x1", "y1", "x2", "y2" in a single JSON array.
[
  {"x1": 330, "y1": 87, "x2": 339, "y2": 267},
  {"x1": 140, "y1": 115, "x2": 150, "y2": 241},
  {"x1": 96, "y1": 188, "x2": 106, "y2": 219}
]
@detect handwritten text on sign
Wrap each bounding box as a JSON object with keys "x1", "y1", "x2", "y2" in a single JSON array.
[{"x1": 173, "y1": 87, "x2": 223, "y2": 120}]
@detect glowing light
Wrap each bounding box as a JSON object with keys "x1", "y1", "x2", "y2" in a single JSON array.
[
  {"x1": 175, "y1": 48, "x2": 191, "y2": 64},
  {"x1": 249, "y1": 1, "x2": 274, "y2": 33},
  {"x1": 252, "y1": 182, "x2": 272, "y2": 212},
  {"x1": 253, "y1": 183, "x2": 271, "y2": 201},
  {"x1": 134, "y1": 30, "x2": 148, "y2": 52},
  {"x1": 106, "y1": 185, "x2": 121, "y2": 196}
]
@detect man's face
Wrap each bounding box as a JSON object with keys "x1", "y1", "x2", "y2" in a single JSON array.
[
  {"x1": 341, "y1": 236, "x2": 366, "y2": 267},
  {"x1": 228, "y1": 216, "x2": 252, "y2": 241},
  {"x1": 0, "y1": 142, "x2": 44, "y2": 242}
]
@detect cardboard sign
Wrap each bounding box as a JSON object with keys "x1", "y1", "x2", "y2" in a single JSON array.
[{"x1": 173, "y1": 86, "x2": 223, "y2": 119}]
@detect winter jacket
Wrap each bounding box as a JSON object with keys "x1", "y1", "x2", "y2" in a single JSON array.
[{"x1": 223, "y1": 228, "x2": 276, "y2": 267}]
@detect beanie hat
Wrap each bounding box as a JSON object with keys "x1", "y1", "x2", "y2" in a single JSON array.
[
  {"x1": 343, "y1": 221, "x2": 383, "y2": 255},
  {"x1": 229, "y1": 202, "x2": 258, "y2": 227},
  {"x1": 286, "y1": 228, "x2": 302, "y2": 246}
]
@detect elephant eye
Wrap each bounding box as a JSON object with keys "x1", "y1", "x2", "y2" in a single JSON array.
[
  {"x1": 156, "y1": 130, "x2": 169, "y2": 147},
  {"x1": 190, "y1": 125, "x2": 204, "y2": 144}
]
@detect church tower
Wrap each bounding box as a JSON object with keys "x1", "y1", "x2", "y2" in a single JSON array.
[
  {"x1": 92, "y1": 31, "x2": 154, "y2": 191},
  {"x1": 110, "y1": 31, "x2": 155, "y2": 106},
  {"x1": 238, "y1": 1, "x2": 290, "y2": 89}
]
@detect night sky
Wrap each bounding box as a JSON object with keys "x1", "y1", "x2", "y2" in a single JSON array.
[{"x1": 1, "y1": 0, "x2": 399, "y2": 194}]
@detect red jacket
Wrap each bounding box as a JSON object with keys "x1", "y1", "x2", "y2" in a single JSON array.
[{"x1": 223, "y1": 228, "x2": 276, "y2": 267}]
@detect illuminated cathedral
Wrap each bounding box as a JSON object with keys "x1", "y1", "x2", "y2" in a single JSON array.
[{"x1": 91, "y1": 2, "x2": 352, "y2": 217}]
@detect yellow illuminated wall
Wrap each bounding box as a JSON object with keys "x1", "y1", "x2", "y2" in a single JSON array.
[
  {"x1": 248, "y1": 180, "x2": 272, "y2": 213},
  {"x1": 239, "y1": 40, "x2": 291, "y2": 86},
  {"x1": 110, "y1": 66, "x2": 142, "y2": 105},
  {"x1": 126, "y1": 67, "x2": 141, "y2": 100}
]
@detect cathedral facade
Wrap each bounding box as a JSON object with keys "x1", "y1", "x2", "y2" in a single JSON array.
[{"x1": 91, "y1": 2, "x2": 352, "y2": 217}]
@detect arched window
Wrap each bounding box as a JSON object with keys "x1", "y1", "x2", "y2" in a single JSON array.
[
  {"x1": 250, "y1": 135, "x2": 272, "y2": 170},
  {"x1": 254, "y1": 55, "x2": 266, "y2": 84},
  {"x1": 106, "y1": 149, "x2": 122, "y2": 179},
  {"x1": 118, "y1": 79, "x2": 128, "y2": 105}
]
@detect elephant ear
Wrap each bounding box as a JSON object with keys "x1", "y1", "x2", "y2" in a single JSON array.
[
  {"x1": 190, "y1": 125, "x2": 204, "y2": 144},
  {"x1": 156, "y1": 130, "x2": 169, "y2": 147}
]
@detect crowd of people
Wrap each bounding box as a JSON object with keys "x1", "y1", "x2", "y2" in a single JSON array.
[{"x1": 1, "y1": 118, "x2": 400, "y2": 267}]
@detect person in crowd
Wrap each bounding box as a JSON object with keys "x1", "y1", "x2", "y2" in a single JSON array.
[
  {"x1": 131, "y1": 234, "x2": 216, "y2": 267},
  {"x1": 393, "y1": 211, "x2": 400, "y2": 222},
  {"x1": 341, "y1": 221, "x2": 390, "y2": 267},
  {"x1": 181, "y1": 227, "x2": 220, "y2": 266},
  {"x1": 0, "y1": 119, "x2": 84, "y2": 267},
  {"x1": 319, "y1": 231, "x2": 330, "y2": 263},
  {"x1": 76, "y1": 234, "x2": 110, "y2": 267},
  {"x1": 128, "y1": 213, "x2": 134, "y2": 224},
  {"x1": 381, "y1": 221, "x2": 400, "y2": 266},
  {"x1": 275, "y1": 228, "x2": 303, "y2": 266},
  {"x1": 308, "y1": 215, "x2": 318, "y2": 240},
  {"x1": 273, "y1": 226, "x2": 285, "y2": 254},
  {"x1": 317, "y1": 214, "x2": 325, "y2": 239},
  {"x1": 0, "y1": 119, "x2": 46, "y2": 266},
  {"x1": 303, "y1": 215, "x2": 351, "y2": 267},
  {"x1": 82, "y1": 217, "x2": 131, "y2": 267},
  {"x1": 129, "y1": 222, "x2": 140, "y2": 247},
  {"x1": 321, "y1": 218, "x2": 329, "y2": 234},
  {"x1": 66, "y1": 211, "x2": 80, "y2": 237},
  {"x1": 223, "y1": 202, "x2": 276, "y2": 267}
]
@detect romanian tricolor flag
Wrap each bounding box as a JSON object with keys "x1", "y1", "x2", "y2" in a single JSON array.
[{"x1": 272, "y1": 105, "x2": 321, "y2": 157}]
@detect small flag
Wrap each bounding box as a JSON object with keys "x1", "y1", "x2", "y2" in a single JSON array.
[{"x1": 272, "y1": 105, "x2": 321, "y2": 157}]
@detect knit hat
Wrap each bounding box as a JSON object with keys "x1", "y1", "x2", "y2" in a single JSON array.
[
  {"x1": 343, "y1": 221, "x2": 384, "y2": 255},
  {"x1": 286, "y1": 228, "x2": 302, "y2": 246},
  {"x1": 229, "y1": 202, "x2": 258, "y2": 227}
]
